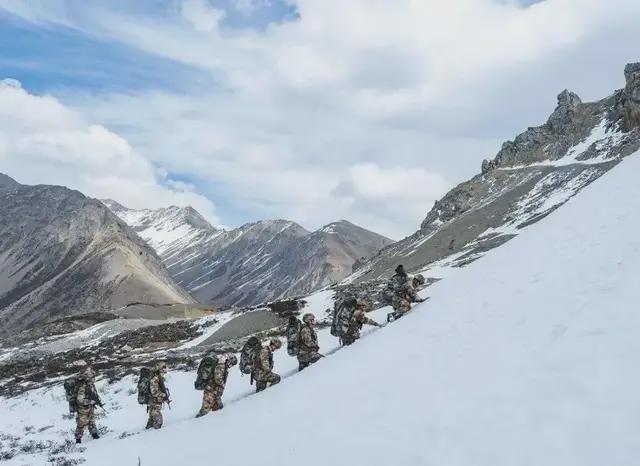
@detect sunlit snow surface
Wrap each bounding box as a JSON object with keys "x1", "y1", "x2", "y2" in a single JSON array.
[{"x1": 3, "y1": 152, "x2": 640, "y2": 465}]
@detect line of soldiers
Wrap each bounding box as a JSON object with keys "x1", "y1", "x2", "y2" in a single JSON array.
[{"x1": 67, "y1": 264, "x2": 427, "y2": 440}]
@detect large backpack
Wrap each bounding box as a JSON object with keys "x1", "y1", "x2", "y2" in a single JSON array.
[
  {"x1": 194, "y1": 353, "x2": 219, "y2": 390},
  {"x1": 63, "y1": 377, "x2": 80, "y2": 413},
  {"x1": 239, "y1": 336, "x2": 261, "y2": 375},
  {"x1": 286, "y1": 316, "x2": 303, "y2": 356},
  {"x1": 330, "y1": 297, "x2": 357, "y2": 338},
  {"x1": 137, "y1": 367, "x2": 152, "y2": 405}
]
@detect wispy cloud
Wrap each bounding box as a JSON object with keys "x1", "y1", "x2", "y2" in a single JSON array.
[{"x1": 1, "y1": 0, "x2": 639, "y2": 238}]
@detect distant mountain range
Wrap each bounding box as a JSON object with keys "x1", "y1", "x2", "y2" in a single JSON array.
[
  {"x1": 103, "y1": 200, "x2": 393, "y2": 308},
  {"x1": 0, "y1": 175, "x2": 194, "y2": 335}
]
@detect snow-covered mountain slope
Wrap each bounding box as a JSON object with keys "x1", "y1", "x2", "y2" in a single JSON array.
[
  {"x1": 0, "y1": 176, "x2": 195, "y2": 335},
  {"x1": 101, "y1": 199, "x2": 221, "y2": 257},
  {"x1": 354, "y1": 62, "x2": 640, "y2": 283},
  {"x1": 4, "y1": 145, "x2": 639, "y2": 465},
  {"x1": 104, "y1": 201, "x2": 393, "y2": 308}
]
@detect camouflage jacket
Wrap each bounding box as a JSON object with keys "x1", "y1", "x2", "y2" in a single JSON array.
[
  {"x1": 346, "y1": 309, "x2": 377, "y2": 338},
  {"x1": 388, "y1": 272, "x2": 410, "y2": 296},
  {"x1": 76, "y1": 379, "x2": 100, "y2": 408},
  {"x1": 149, "y1": 372, "x2": 168, "y2": 404},
  {"x1": 254, "y1": 346, "x2": 274, "y2": 376},
  {"x1": 209, "y1": 363, "x2": 229, "y2": 389},
  {"x1": 297, "y1": 324, "x2": 319, "y2": 360}
]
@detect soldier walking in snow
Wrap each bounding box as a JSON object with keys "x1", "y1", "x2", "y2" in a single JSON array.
[
  {"x1": 73, "y1": 366, "x2": 103, "y2": 444},
  {"x1": 146, "y1": 362, "x2": 170, "y2": 429},
  {"x1": 387, "y1": 265, "x2": 427, "y2": 322},
  {"x1": 196, "y1": 354, "x2": 238, "y2": 417},
  {"x1": 253, "y1": 339, "x2": 282, "y2": 393},
  {"x1": 342, "y1": 301, "x2": 381, "y2": 346},
  {"x1": 297, "y1": 313, "x2": 322, "y2": 371}
]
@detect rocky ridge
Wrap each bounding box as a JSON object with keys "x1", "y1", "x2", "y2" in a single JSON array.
[
  {"x1": 352, "y1": 62, "x2": 640, "y2": 283},
  {"x1": 0, "y1": 177, "x2": 195, "y2": 335}
]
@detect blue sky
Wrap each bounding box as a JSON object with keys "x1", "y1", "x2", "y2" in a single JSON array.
[{"x1": 1, "y1": 0, "x2": 639, "y2": 238}]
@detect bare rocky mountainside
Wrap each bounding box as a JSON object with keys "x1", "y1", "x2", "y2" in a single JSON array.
[
  {"x1": 352, "y1": 62, "x2": 640, "y2": 283},
  {"x1": 0, "y1": 177, "x2": 195, "y2": 335},
  {"x1": 102, "y1": 200, "x2": 393, "y2": 308}
]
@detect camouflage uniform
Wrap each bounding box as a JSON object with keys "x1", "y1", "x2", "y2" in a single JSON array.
[
  {"x1": 297, "y1": 322, "x2": 321, "y2": 371},
  {"x1": 74, "y1": 370, "x2": 101, "y2": 442},
  {"x1": 146, "y1": 367, "x2": 168, "y2": 429},
  {"x1": 196, "y1": 356, "x2": 236, "y2": 417},
  {"x1": 342, "y1": 308, "x2": 379, "y2": 346},
  {"x1": 254, "y1": 342, "x2": 281, "y2": 393},
  {"x1": 391, "y1": 278, "x2": 416, "y2": 315}
]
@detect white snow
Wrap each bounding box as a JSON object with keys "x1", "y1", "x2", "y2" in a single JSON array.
[{"x1": 4, "y1": 151, "x2": 640, "y2": 465}]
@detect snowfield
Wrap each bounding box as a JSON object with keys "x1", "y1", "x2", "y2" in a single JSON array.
[{"x1": 3, "y1": 152, "x2": 640, "y2": 465}]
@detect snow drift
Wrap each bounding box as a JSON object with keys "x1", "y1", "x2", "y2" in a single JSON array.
[{"x1": 72, "y1": 151, "x2": 640, "y2": 465}]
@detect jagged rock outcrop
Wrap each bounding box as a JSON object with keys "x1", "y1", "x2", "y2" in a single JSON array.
[
  {"x1": 351, "y1": 62, "x2": 640, "y2": 283},
  {"x1": 105, "y1": 203, "x2": 393, "y2": 308},
  {"x1": 622, "y1": 62, "x2": 640, "y2": 131},
  {"x1": 0, "y1": 176, "x2": 195, "y2": 335}
]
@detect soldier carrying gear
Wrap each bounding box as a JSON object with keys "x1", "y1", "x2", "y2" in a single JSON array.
[
  {"x1": 388, "y1": 271, "x2": 428, "y2": 322},
  {"x1": 297, "y1": 313, "x2": 321, "y2": 372},
  {"x1": 74, "y1": 366, "x2": 102, "y2": 444},
  {"x1": 146, "y1": 362, "x2": 170, "y2": 430},
  {"x1": 253, "y1": 339, "x2": 282, "y2": 393},
  {"x1": 413, "y1": 274, "x2": 426, "y2": 287},
  {"x1": 342, "y1": 301, "x2": 381, "y2": 346},
  {"x1": 196, "y1": 354, "x2": 238, "y2": 418}
]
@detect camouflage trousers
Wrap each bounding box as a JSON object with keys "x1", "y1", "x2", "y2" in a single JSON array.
[
  {"x1": 196, "y1": 385, "x2": 223, "y2": 417},
  {"x1": 254, "y1": 372, "x2": 281, "y2": 393},
  {"x1": 146, "y1": 402, "x2": 163, "y2": 429},
  {"x1": 297, "y1": 352, "x2": 321, "y2": 371},
  {"x1": 391, "y1": 296, "x2": 411, "y2": 314},
  {"x1": 75, "y1": 405, "x2": 98, "y2": 440}
]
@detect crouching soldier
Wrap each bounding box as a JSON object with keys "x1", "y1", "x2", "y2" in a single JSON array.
[
  {"x1": 74, "y1": 367, "x2": 103, "y2": 444},
  {"x1": 297, "y1": 313, "x2": 321, "y2": 371},
  {"x1": 196, "y1": 354, "x2": 238, "y2": 417},
  {"x1": 147, "y1": 362, "x2": 170, "y2": 430},
  {"x1": 343, "y1": 302, "x2": 381, "y2": 346},
  {"x1": 254, "y1": 339, "x2": 282, "y2": 393},
  {"x1": 388, "y1": 270, "x2": 427, "y2": 322}
]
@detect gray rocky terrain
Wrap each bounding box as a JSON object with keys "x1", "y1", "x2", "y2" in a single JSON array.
[
  {"x1": 353, "y1": 62, "x2": 640, "y2": 283},
  {"x1": 103, "y1": 200, "x2": 393, "y2": 308},
  {"x1": 0, "y1": 177, "x2": 195, "y2": 336}
]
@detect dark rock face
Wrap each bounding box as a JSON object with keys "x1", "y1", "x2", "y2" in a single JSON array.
[
  {"x1": 622, "y1": 62, "x2": 640, "y2": 131},
  {"x1": 0, "y1": 177, "x2": 194, "y2": 335},
  {"x1": 354, "y1": 63, "x2": 640, "y2": 283}
]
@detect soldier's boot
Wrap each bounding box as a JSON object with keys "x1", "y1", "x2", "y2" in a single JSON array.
[
  {"x1": 75, "y1": 438, "x2": 82, "y2": 444},
  {"x1": 91, "y1": 432, "x2": 100, "y2": 440}
]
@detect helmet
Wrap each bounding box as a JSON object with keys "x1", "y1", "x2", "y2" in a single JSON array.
[
  {"x1": 155, "y1": 362, "x2": 168, "y2": 373},
  {"x1": 413, "y1": 274, "x2": 426, "y2": 285},
  {"x1": 270, "y1": 338, "x2": 282, "y2": 349},
  {"x1": 302, "y1": 313, "x2": 315, "y2": 324},
  {"x1": 227, "y1": 355, "x2": 238, "y2": 366}
]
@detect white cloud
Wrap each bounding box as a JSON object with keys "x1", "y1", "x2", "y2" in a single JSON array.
[
  {"x1": 180, "y1": 0, "x2": 225, "y2": 33},
  {"x1": 348, "y1": 163, "x2": 449, "y2": 204},
  {"x1": 1, "y1": 0, "x2": 640, "y2": 238},
  {"x1": 0, "y1": 81, "x2": 220, "y2": 225}
]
